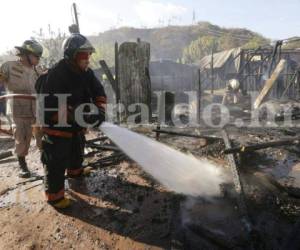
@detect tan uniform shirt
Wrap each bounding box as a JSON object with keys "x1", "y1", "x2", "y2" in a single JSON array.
[{"x1": 0, "y1": 61, "x2": 39, "y2": 119}]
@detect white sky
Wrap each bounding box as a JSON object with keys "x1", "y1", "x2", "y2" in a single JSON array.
[{"x1": 0, "y1": 0, "x2": 299, "y2": 54}]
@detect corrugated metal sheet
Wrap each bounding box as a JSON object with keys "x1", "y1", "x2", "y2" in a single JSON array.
[{"x1": 199, "y1": 48, "x2": 241, "y2": 73}]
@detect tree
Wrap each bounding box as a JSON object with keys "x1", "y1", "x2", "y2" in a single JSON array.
[
  {"x1": 218, "y1": 33, "x2": 244, "y2": 51},
  {"x1": 32, "y1": 26, "x2": 66, "y2": 68},
  {"x1": 242, "y1": 36, "x2": 270, "y2": 49},
  {"x1": 90, "y1": 44, "x2": 115, "y2": 69},
  {"x1": 182, "y1": 35, "x2": 219, "y2": 64}
]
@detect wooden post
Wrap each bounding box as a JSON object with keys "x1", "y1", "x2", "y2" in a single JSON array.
[
  {"x1": 197, "y1": 69, "x2": 201, "y2": 124},
  {"x1": 118, "y1": 39, "x2": 151, "y2": 122},
  {"x1": 99, "y1": 60, "x2": 117, "y2": 94},
  {"x1": 210, "y1": 49, "x2": 214, "y2": 95},
  {"x1": 281, "y1": 70, "x2": 298, "y2": 99},
  {"x1": 165, "y1": 92, "x2": 175, "y2": 124},
  {"x1": 115, "y1": 42, "x2": 120, "y2": 123},
  {"x1": 239, "y1": 49, "x2": 245, "y2": 93},
  {"x1": 284, "y1": 58, "x2": 289, "y2": 98},
  {"x1": 298, "y1": 71, "x2": 300, "y2": 100}
]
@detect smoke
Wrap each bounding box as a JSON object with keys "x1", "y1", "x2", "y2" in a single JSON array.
[{"x1": 101, "y1": 122, "x2": 225, "y2": 197}]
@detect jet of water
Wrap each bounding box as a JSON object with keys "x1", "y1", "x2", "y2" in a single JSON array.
[{"x1": 100, "y1": 122, "x2": 225, "y2": 197}]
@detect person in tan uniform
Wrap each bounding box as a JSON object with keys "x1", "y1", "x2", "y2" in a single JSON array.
[{"x1": 0, "y1": 40, "x2": 43, "y2": 178}]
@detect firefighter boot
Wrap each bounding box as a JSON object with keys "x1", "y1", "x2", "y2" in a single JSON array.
[
  {"x1": 52, "y1": 198, "x2": 72, "y2": 209},
  {"x1": 18, "y1": 156, "x2": 31, "y2": 178}
]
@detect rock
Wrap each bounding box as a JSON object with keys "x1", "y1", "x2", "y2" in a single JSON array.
[{"x1": 24, "y1": 242, "x2": 36, "y2": 250}]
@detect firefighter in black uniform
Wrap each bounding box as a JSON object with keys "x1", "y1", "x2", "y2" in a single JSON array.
[{"x1": 39, "y1": 34, "x2": 106, "y2": 209}]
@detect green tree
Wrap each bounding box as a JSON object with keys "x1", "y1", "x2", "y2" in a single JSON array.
[
  {"x1": 218, "y1": 33, "x2": 244, "y2": 51},
  {"x1": 242, "y1": 36, "x2": 270, "y2": 49},
  {"x1": 90, "y1": 44, "x2": 115, "y2": 69},
  {"x1": 31, "y1": 26, "x2": 66, "y2": 68},
  {"x1": 182, "y1": 35, "x2": 219, "y2": 64}
]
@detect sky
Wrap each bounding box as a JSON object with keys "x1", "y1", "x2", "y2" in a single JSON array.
[{"x1": 0, "y1": 0, "x2": 299, "y2": 53}]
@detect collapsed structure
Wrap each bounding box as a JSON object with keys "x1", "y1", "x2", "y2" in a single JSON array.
[
  {"x1": 198, "y1": 46, "x2": 300, "y2": 99},
  {"x1": 93, "y1": 39, "x2": 300, "y2": 249}
]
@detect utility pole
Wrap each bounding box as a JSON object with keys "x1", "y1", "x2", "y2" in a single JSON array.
[
  {"x1": 73, "y1": 3, "x2": 80, "y2": 33},
  {"x1": 69, "y1": 3, "x2": 80, "y2": 34},
  {"x1": 192, "y1": 10, "x2": 196, "y2": 24}
]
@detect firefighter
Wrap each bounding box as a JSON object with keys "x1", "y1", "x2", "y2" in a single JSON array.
[
  {"x1": 222, "y1": 78, "x2": 241, "y2": 105},
  {"x1": 38, "y1": 34, "x2": 106, "y2": 209},
  {"x1": 0, "y1": 40, "x2": 43, "y2": 178}
]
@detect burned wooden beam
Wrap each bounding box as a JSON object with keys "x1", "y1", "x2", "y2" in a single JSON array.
[
  {"x1": 99, "y1": 60, "x2": 118, "y2": 94},
  {"x1": 88, "y1": 152, "x2": 128, "y2": 168},
  {"x1": 0, "y1": 151, "x2": 13, "y2": 160},
  {"x1": 85, "y1": 136, "x2": 108, "y2": 144},
  {"x1": 85, "y1": 144, "x2": 120, "y2": 152},
  {"x1": 221, "y1": 130, "x2": 253, "y2": 235},
  {"x1": 153, "y1": 129, "x2": 222, "y2": 141},
  {"x1": 223, "y1": 138, "x2": 300, "y2": 155},
  {"x1": 254, "y1": 59, "x2": 287, "y2": 109},
  {"x1": 186, "y1": 223, "x2": 234, "y2": 250}
]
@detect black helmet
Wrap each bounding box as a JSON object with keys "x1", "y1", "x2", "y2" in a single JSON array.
[
  {"x1": 15, "y1": 40, "x2": 43, "y2": 57},
  {"x1": 62, "y1": 34, "x2": 95, "y2": 60}
]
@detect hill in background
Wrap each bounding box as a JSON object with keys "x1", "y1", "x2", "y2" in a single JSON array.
[
  {"x1": 88, "y1": 21, "x2": 270, "y2": 66},
  {"x1": 0, "y1": 21, "x2": 284, "y2": 67}
]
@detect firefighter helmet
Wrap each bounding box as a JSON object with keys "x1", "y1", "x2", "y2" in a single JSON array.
[
  {"x1": 62, "y1": 34, "x2": 95, "y2": 60},
  {"x1": 15, "y1": 40, "x2": 43, "y2": 58}
]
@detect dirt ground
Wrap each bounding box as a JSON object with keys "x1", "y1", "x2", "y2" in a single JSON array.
[
  {"x1": 0, "y1": 132, "x2": 181, "y2": 250},
  {"x1": 0, "y1": 126, "x2": 300, "y2": 250}
]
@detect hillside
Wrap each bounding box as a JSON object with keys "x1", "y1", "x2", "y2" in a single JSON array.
[
  {"x1": 88, "y1": 22, "x2": 269, "y2": 64},
  {"x1": 0, "y1": 22, "x2": 270, "y2": 67}
]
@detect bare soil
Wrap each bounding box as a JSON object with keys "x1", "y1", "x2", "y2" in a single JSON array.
[{"x1": 0, "y1": 127, "x2": 300, "y2": 250}]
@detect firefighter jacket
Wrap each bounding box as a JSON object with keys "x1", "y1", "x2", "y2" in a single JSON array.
[{"x1": 39, "y1": 59, "x2": 106, "y2": 135}]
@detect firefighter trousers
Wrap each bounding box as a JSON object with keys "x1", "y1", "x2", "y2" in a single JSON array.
[{"x1": 41, "y1": 133, "x2": 85, "y2": 203}]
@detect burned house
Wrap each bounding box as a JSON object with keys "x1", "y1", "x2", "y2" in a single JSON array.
[
  {"x1": 198, "y1": 47, "x2": 300, "y2": 100},
  {"x1": 198, "y1": 48, "x2": 242, "y2": 91}
]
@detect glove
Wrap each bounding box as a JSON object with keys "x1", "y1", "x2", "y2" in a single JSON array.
[{"x1": 85, "y1": 108, "x2": 105, "y2": 128}]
